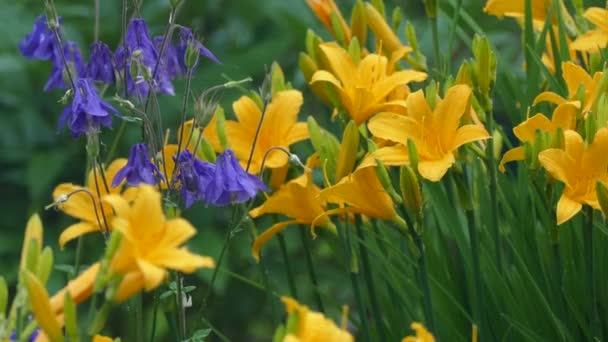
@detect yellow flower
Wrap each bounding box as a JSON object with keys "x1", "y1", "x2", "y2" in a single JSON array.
[
  {"x1": 499, "y1": 106, "x2": 576, "y2": 172},
  {"x1": 103, "y1": 185, "x2": 215, "y2": 302},
  {"x1": 306, "y1": 0, "x2": 351, "y2": 43},
  {"x1": 250, "y1": 171, "x2": 334, "y2": 261},
  {"x1": 222, "y1": 90, "x2": 308, "y2": 172},
  {"x1": 49, "y1": 263, "x2": 100, "y2": 315},
  {"x1": 280, "y1": 297, "x2": 353, "y2": 342},
  {"x1": 313, "y1": 166, "x2": 401, "y2": 229},
  {"x1": 402, "y1": 322, "x2": 436, "y2": 342},
  {"x1": 534, "y1": 61, "x2": 603, "y2": 115},
  {"x1": 22, "y1": 271, "x2": 63, "y2": 342},
  {"x1": 483, "y1": 0, "x2": 574, "y2": 30},
  {"x1": 571, "y1": 8, "x2": 608, "y2": 51},
  {"x1": 52, "y1": 159, "x2": 127, "y2": 248},
  {"x1": 310, "y1": 43, "x2": 427, "y2": 125},
  {"x1": 538, "y1": 128, "x2": 608, "y2": 224},
  {"x1": 366, "y1": 85, "x2": 490, "y2": 181},
  {"x1": 92, "y1": 336, "x2": 113, "y2": 342}
]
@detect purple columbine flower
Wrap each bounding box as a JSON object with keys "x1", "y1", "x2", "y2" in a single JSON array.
[
  {"x1": 115, "y1": 18, "x2": 174, "y2": 98},
  {"x1": 177, "y1": 27, "x2": 219, "y2": 74},
  {"x1": 58, "y1": 78, "x2": 116, "y2": 137},
  {"x1": 205, "y1": 149, "x2": 267, "y2": 206},
  {"x1": 113, "y1": 143, "x2": 164, "y2": 187},
  {"x1": 44, "y1": 41, "x2": 85, "y2": 91},
  {"x1": 86, "y1": 41, "x2": 115, "y2": 85},
  {"x1": 173, "y1": 150, "x2": 216, "y2": 208},
  {"x1": 19, "y1": 15, "x2": 59, "y2": 60},
  {"x1": 153, "y1": 35, "x2": 181, "y2": 79},
  {"x1": 10, "y1": 328, "x2": 39, "y2": 341}
]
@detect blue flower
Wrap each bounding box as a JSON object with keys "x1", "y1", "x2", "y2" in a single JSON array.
[
  {"x1": 19, "y1": 15, "x2": 59, "y2": 60},
  {"x1": 113, "y1": 143, "x2": 164, "y2": 187},
  {"x1": 154, "y1": 35, "x2": 181, "y2": 80},
  {"x1": 58, "y1": 78, "x2": 117, "y2": 137},
  {"x1": 86, "y1": 41, "x2": 115, "y2": 85},
  {"x1": 177, "y1": 27, "x2": 220, "y2": 74},
  {"x1": 173, "y1": 150, "x2": 216, "y2": 208},
  {"x1": 44, "y1": 41, "x2": 85, "y2": 91},
  {"x1": 10, "y1": 328, "x2": 39, "y2": 342},
  {"x1": 115, "y1": 18, "x2": 174, "y2": 98},
  {"x1": 205, "y1": 149, "x2": 267, "y2": 206}
]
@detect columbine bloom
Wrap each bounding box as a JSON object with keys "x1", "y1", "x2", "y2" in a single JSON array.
[
  {"x1": 153, "y1": 35, "x2": 182, "y2": 79},
  {"x1": 250, "y1": 171, "x2": 334, "y2": 261},
  {"x1": 103, "y1": 185, "x2": 215, "y2": 301},
  {"x1": 571, "y1": 8, "x2": 608, "y2": 51},
  {"x1": 538, "y1": 128, "x2": 608, "y2": 224},
  {"x1": 113, "y1": 143, "x2": 163, "y2": 187},
  {"x1": 19, "y1": 15, "x2": 58, "y2": 60},
  {"x1": 310, "y1": 43, "x2": 427, "y2": 124},
  {"x1": 53, "y1": 159, "x2": 127, "y2": 247},
  {"x1": 366, "y1": 85, "x2": 490, "y2": 182},
  {"x1": 173, "y1": 150, "x2": 216, "y2": 208},
  {"x1": 499, "y1": 106, "x2": 576, "y2": 172},
  {"x1": 86, "y1": 41, "x2": 115, "y2": 85},
  {"x1": 278, "y1": 297, "x2": 353, "y2": 342},
  {"x1": 223, "y1": 90, "x2": 308, "y2": 171},
  {"x1": 45, "y1": 41, "x2": 86, "y2": 91},
  {"x1": 402, "y1": 322, "x2": 436, "y2": 342},
  {"x1": 58, "y1": 78, "x2": 117, "y2": 137},
  {"x1": 177, "y1": 27, "x2": 220, "y2": 73},
  {"x1": 205, "y1": 149, "x2": 268, "y2": 206}
]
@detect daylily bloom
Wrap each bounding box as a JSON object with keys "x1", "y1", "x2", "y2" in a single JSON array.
[
  {"x1": 538, "y1": 128, "x2": 608, "y2": 224},
  {"x1": 223, "y1": 90, "x2": 308, "y2": 171},
  {"x1": 402, "y1": 322, "x2": 436, "y2": 342},
  {"x1": 366, "y1": 85, "x2": 490, "y2": 181},
  {"x1": 53, "y1": 159, "x2": 127, "y2": 247},
  {"x1": 571, "y1": 8, "x2": 608, "y2": 51},
  {"x1": 58, "y1": 78, "x2": 117, "y2": 137},
  {"x1": 483, "y1": 0, "x2": 574, "y2": 31},
  {"x1": 279, "y1": 297, "x2": 353, "y2": 342},
  {"x1": 250, "y1": 171, "x2": 334, "y2": 261},
  {"x1": 45, "y1": 41, "x2": 85, "y2": 92},
  {"x1": 305, "y1": 0, "x2": 351, "y2": 44},
  {"x1": 499, "y1": 106, "x2": 576, "y2": 172},
  {"x1": 19, "y1": 15, "x2": 59, "y2": 60},
  {"x1": 103, "y1": 185, "x2": 215, "y2": 301},
  {"x1": 534, "y1": 61, "x2": 603, "y2": 115},
  {"x1": 112, "y1": 143, "x2": 163, "y2": 187},
  {"x1": 310, "y1": 43, "x2": 426, "y2": 125},
  {"x1": 86, "y1": 41, "x2": 115, "y2": 85}
]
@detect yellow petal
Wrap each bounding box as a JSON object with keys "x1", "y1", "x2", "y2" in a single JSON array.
[
  {"x1": 417, "y1": 153, "x2": 456, "y2": 182},
  {"x1": 582, "y1": 128, "x2": 608, "y2": 174},
  {"x1": 137, "y1": 259, "x2": 167, "y2": 291},
  {"x1": 286, "y1": 122, "x2": 310, "y2": 145},
  {"x1": 53, "y1": 184, "x2": 99, "y2": 223},
  {"x1": 371, "y1": 70, "x2": 427, "y2": 101},
  {"x1": 264, "y1": 90, "x2": 304, "y2": 145},
  {"x1": 317, "y1": 43, "x2": 357, "y2": 87},
  {"x1": 22, "y1": 270, "x2": 63, "y2": 342},
  {"x1": 232, "y1": 95, "x2": 262, "y2": 130},
  {"x1": 538, "y1": 148, "x2": 573, "y2": 185},
  {"x1": 359, "y1": 145, "x2": 409, "y2": 169},
  {"x1": 59, "y1": 222, "x2": 100, "y2": 249},
  {"x1": 368, "y1": 112, "x2": 419, "y2": 145},
  {"x1": 571, "y1": 30, "x2": 608, "y2": 52},
  {"x1": 21, "y1": 214, "x2": 43, "y2": 269},
  {"x1": 92, "y1": 335, "x2": 114, "y2": 342},
  {"x1": 451, "y1": 124, "x2": 490, "y2": 150},
  {"x1": 512, "y1": 114, "x2": 552, "y2": 142},
  {"x1": 50, "y1": 262, "x2": 100, "y2": 314},
  {"x1": 405, "y1": 90, "x2": 433, "y2": 124},
  {"x1": 499, "y1": 146, "x2": 525, "y2": 172},
  {"x1": 533, "y1": 92, "x2": 567, "y2": 106},
  {"x1": 552, "y1": 103, "x2": 577, "y2": 130},
  {"x1": 562, "y1": 62, "x2": 593, "y2": 98},
  {"x1": 115, "y1": 271, "x2": 145, "y2": 303},
  {"x1": 158, "y1": 218, "x2": 197, "y2": 248},
  {"x1": 102, "y1": 194, "x2": 130, "y2": 219},
  {"x1": 131, "y1": 185, "x2": 165, "y2": 237},
  {"x1": 252, "y1": 220, "x2": 300, "y2": 262},
  {"x1": 556, "y1": 194, "x2": 582, "y2": 225},
  {"x1": 583, "y1": 7, "x2": 608, "y2": 29},
  {"x1": 151, "y1": 248, "x2": 215, "y2": 273},
  {"x1": 436, "y1": 85, "x2": 472, "y2": 143}
]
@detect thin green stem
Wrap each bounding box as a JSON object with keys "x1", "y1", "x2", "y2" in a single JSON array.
[
  {"x1": 485, "y1": 101, "x2": 503, "y2": 274},
  {"x1": 257, "y1": 251, "x2": 279, "y2": 326},
  {"x1": 176, "y1": 273, "x2": 186, "y2": 339},
  {"x1": 410, "y1": 229, "x2": 435, "y2": 333},
  {"x1": 134, "y1": 293, "x2": 144, "y2": 342},
  {"x1": 298, "y1": 225, "x2": 324, "y2": 312},
  {"x1": 93, "y1": 0, "x2": 100, "y2": 41},
  {"x1": 354, "y1": 218, "x2": 386, "y2": 342},
  {"x1": 105, "y1": 121, "x2": 127, "y2": 165},
  {"x1": 150, "y1": 290, "x2": 159, "y2": 342},
  {"x1": 277, "y1": 232, "x2": 298, "y2": 299},
  {"x1": 584, "y1": 207, "x2": 600, "y2": 340},
  {"x1": 466, "y1": 209, "x2": 483, "y2": 341},
  {"x1": 73, "y1": 236, "x2": 84, "y2": 277}
]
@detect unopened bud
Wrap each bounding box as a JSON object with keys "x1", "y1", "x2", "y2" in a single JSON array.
[
  {"x1": 407, "y1": 139, "x2": 419, "y2": 172},
  {"x1": 392, "y1": 7, "x2": 402, "y2": 32},
  {"x1": 308, "y1": 116, "x2": 340, "y2": 183},
  {"x1": 64, "y1": 292, "x2": 79, "y2": 341},
  {"x1": 597, "y1": 181, "x2": 608, "y2": 216},
  {"x1": 586, "y1": 112, "x2": 597, "y2": 143},
  {"x1": 364, "y1": 2, "x2": 402, "y2": 53},
  {"x1": 348, "y1": 37, "x2": 361, "y2": 64},
  {"x1": 36, "y1": 247, "x2": 54, "y2": 285},
  {"x1": 305, "y1": 29, "x2": 323, "y2": 62},
  {"x1": 184, "y1": 42, "x2": 200, "y2": 71},
  {"x1": 271, "y1": 62, "x2": 287, "y2": 95},
  {"x1": 215, "y1": 106, "x2": 229, "y2": 149},
  {"x1": 371, "y1": 0, "x2": 386, "y2": 17},
  {"x1": 350, "y1": 0, "x2": 367, "y2": 47},
  {"x1": 492, "y1": 129, "x2": 503, "y2": 160},
  {"x1": 455, "y1": 62, "x2": 472, "y2": 86},
  {"x1": 197, "y1": 136, "x2": 217, "y2": 163},
  {"x1": 425, "y1": 82, "x2": 438, "y2": 110},
  {"x1": 330, "y1": 11, "x2": 347, "y2": 46},
  {"x1": 399, "y1": 165, "x2": 422, "y2": 221},
  {"x1": 336, "y1": 121, "x2": 360, "y2": 181},
  {"x1": 472, "y1": 35, "x2": 497, "y2": 96},
  {"x1": 0, "y1": 276, "x2": 7, "y2": 318},
  {"x1": 375, "y1": 159, "x2": 403, "y2": 204},
  {"x1": 551, "y1": 126, "x2": 565, "y2": 150},
  {"x1": 21, "y1": 214, "x2": 43, "y2": 269}
]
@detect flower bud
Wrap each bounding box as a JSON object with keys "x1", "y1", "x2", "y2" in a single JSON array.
[
  {"x1": 364, "y1": 3, "x2": 402, "y2": 54},
  {"x1": 271, "y1": 62, "x2": 287, "y2": 95},
  {"x1": 591, "y1": 69, "x2": 608, "y2": 114},
  {"x1": 455, "y1": 61, "x2": 472, "y2": 86},
  {"x1": 597, "y1": 93, "x2": 608, "y2": 129},
  {"x1": 0, "y1": 276, "x2": 7, "y2": 318},
  {"x1": 197, "y1": 136, "x2": 217, "y2": 163},
  {"x1": 21, "y1": 214, "x2": 43, "y2": 270},
  {"x1": 405, "y1": 22, "x2": 420, "y2": 53},
  {"x1": 597, "y1": 181, "x2": 608, "y2": 216},
  {"x1": 64, "y1": 292, "x2": 79, "y2": 341},
  {"x1": 425, "y1": 82, "x2": 438, "y2": 110},
  {"x1": 392, "y1": 7, "x2": 402, "y2": 32},
  {"x1": 22, "y1": 270, "x2": 63, "y2": 342},
  {"x1": 336, "y1": 121, "x2": 360, "y2": 181},
  {"x1": 407, "y1": 139, "x2": 419, "y2": 173},
  {"x1": 586, "y1": 111, "x2": 597, "y2": 143},
  {"x1": 551, "y1": 126, "x2": 565, "y2": 150},
  {"x1": 184, "y1": 42, "x2": 201, "y2": 71},
  {"x1": 330, "y1": 11, "x2": 347, "y2": 46},
  {"x1": 350, "y1": 0, "x2": 367, "y2": 47},
  {"x1": 308, "y1": 116, "x2": 340, "y2": 183},
  {"x1": 36, "y1": 246, "x2": 54, "y2": 285},
  {"x1": 348, "y1": 37, "x2": 361, "y2": 64},
  {"x1": 400, "y1": 165, "x2": 422, "y2": 221},
  {"x1": 376, "y1": 159, "x2": 403, "y2": 204},
  {"x1": 492, "y1": 129, "x2": 503, "y2": 160},
  {"x1": 423, "y1": 0, "x2": 437, "y2": 19},
  {"x1": 472, "y1": 35, "x2": 497, "y2": 97},
  {"x1": 215, "y1": 106, "x2": 229, "y2": 150},
  {"x1": 371, "y1": 0, "x2": 386, "y2": 17},
  {"x1": 305, "y1": 29, "x2": 323, "y2": 62}
]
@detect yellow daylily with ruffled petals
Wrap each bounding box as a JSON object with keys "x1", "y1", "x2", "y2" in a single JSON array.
[
  {"x1": 250, "y1": 171, "x2": 333, "y2": 261},
  {"x1": 222, "y1": 90, "x2": 308, "y2": 172},
  {"x1": 534, "y1": 61, "x2": 602, "y2": 115},
  {"x1": 306, "y1": 0, "x2": 351, "y2": 44},
  {"x1": 52, "y1": 159, "x2": 128, "y2": 248},
  {"x1": 310, "y1": 43, "x2": 427, "y2": 125},
  {"x1": 103, "y1": 185, "x2": 214, "y2": 302},
  {"x1": 483, "y1": 0, "x2": 574, "y2": 31},
  {"x1": 281, "y1": 297, "x2": 353, "y2": 342},
  {"x1": 539, "y1": 128, "x2": 608, "y2": 224},
  {"x1": 402, "y1": 322, "x2": 436, "y2": 342},
  {"x1": 499, "y1": 105, "x2": 576, "y2": 172},
  {"x1": 571, "y1": 8, "x2": 608, "y2": 51},
  {"x1": 366, "y1": 85, "x2": 490, "y2": 182}
]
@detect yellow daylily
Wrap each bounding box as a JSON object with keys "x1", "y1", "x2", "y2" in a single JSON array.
[
  {"x1": 534, "y1": 61, "x2": 603, "y2": 115},
  {"x1": 483, "y1": 0, "x2": 574, "y2": 31},
  {"x1": 499, "y1": 105, "x2": 576, "y2": 172},
  {"x1": 103, "y1": 185, "x2": 215, "y2": 302},
  {"x1": 367, "y1": 85, "x2": 490, "y2": 181},
  {"x1": 571, "y1": 8, "x2": 608, "y2": 51},
  {"x1": 92, "y1": 336, "x2": 114, "y2": 342},
  {"x1": 52, "y1": 159, "x2": 128, "y2": 248},
  {"x1": 306, "y1": 0, "x2": 351, "y2": 44},
  {"x1": 280, "y1": 297, "x2": 353, "y2": 342},
  {"x1": 310, "y1": 43, "x2": 427, "y2": 125},
  {"x1": 222, "y1": 90, "x2": 308, "y2": 172},
  {"x1": 538, "y1": 128, "x2": 608, "y2": 224},
  {"x1": 402, "y1": 322, "x2": 436, "y2": 342},
  {"x1": 250, "y1": 171, "x2": 334, "y2": 261}
]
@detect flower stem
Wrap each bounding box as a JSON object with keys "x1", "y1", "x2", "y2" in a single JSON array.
[
  {"x1": 149, "y1": 290, "x2": 159, "y2": 342},
  {"x1": 298, "y1": 224, "x2": 325, "y2": 312},
  {"x1": 277, "y1": 232, "x2": 298, "y2": 299},
  {"x1": 175, "y1": 273, "x2": 187, "y2": 340},
  {"x1": 485, "y1": 101, "x2": 503, "y2": 274},
  {"x1": 466, "y1": 209, "x2": 483, "y2": 341},
  {"x1": 584, "y1": 206, "x2": 600, "y2": 340},
  {"x1": 354, "y1": 217, "x2": 386, "y2": 342},
  {"x1": 410, "y1": 229, "x2": 435, "y2": 333},
  {"x1": 134, "y1": 293, "x2": 145, "y2": 342},
  {"x1": 104, "y1": 121, "x2": 127, "y2": 165},
  {"x1": 93, "y1": 0, "x2": 100, "y2": 42},
  {"x1": 73, "y1": 235, "x2": 84, "y2": 277}
]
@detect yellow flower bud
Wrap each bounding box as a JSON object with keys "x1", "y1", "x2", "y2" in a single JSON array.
[
  {"x1": 399, "y1": 165, "x2": 423, "y2": 222},
  {"x1": 307, "y1": 116, "x2": 340, "y2": 183},
  {"x1": 271, "y1": 61, "x2": 286, "y2": 95},
  {"x1": 37, "y1": 247, "x2": 54, "y2": 285},
  {"x1": 64, "y1": 292, "x2": 79, "y2": 342},
  {"x1": 21, "y1": 214, "x2": 43, "y2": 270},
  {"x1": 364, "y1": 2, "x2": 402, "y2": 54},
  {"x1": 22, "y1": 270, "x2": 63, "y2": 342},
  {"x1": 350, "y1": 0, "x2": 367, "y2": 47},
  {"x1": 0, "y1": 276, "x2": 7, "y2": 318}
]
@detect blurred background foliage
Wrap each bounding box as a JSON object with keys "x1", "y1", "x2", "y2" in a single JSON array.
[{"x1": 0, "y1": 0, "x2": 579, "y2": 340}]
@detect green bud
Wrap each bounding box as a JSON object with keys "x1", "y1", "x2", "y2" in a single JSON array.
[
  {"x1": 305, "y1": 29, "x2": 323, "y2": 62},
  {"x1": 271, "y1": 62, "x2": 286, "y2": 95},
  {"x1": 493, "y1": 129, "x2": 503, "y2": 160},
  {"x1": 215, "y1": 107, "x2": 229, "y2": 150},
  {"x1": 197, "y1": 136, "x2": 217, "y2": 163},
  {"x1": 376, "y1": 159, "x2": 403, "y2": 204},
  {"x1": 36, "y1": 247, "x2": 54, "y2": 285},
  {"x1": 86, "y1": 132, "x2": 100, "y2": 161},
  {"x1": 272, "y1": 325, "x2": 287, "y2": 342},
  {"x1": 399, "y1": 165, "x2": 422, "y2": 221},
  {"x1": 405, "y1": 22, "x2": 420, "y2": 53},
  {"x1": 586, "y1": 112, "x2": 597, "y2": 143},
  {"x1": 472, "y1": 35, "x2": 497, "y2": 96},
  {"x1": 591, "y1": 69, "x2": 608, "y2": 114},
  {"x1": 425, "y1": 82, "x2": 438, "y2": 110},
  {"x1": 422, "y1": 0, "x2": 437, "y2": 19},
  {"x1": 184, "y1": 42, "x2": 200, "y2": 71},
  {"x1": 589, "y1": 52, "x2": 601, "y2": 74},
  {"x1": 597, "y1": 93, "x2": 608, "y2": 128},
  {"x1": 597, "y1": 181, "x2": 608, "y2": 216},
  {"x1": 307, "y1": 116, "x2": 340, "y2": 184},
  {"x1": 25, "y1": 238, "x2": 40, "y2": 274},
  {"x1": 64, "y1": 292, "x2": 80, "y2": 342},
  {"x1": 330, "y1": 11, "x2": 347, "y2": 46},
  {"x1": 371, "y1": 0, "x2": 386, "y2": 17},
  {"x1": 0, "y1": 276, "x2": 7, "y2": 318},
  {"x1": 336, "y1": 121, "x2": 360, "y2": 181},
  {"x1": 348, "y1": 37, "x2": 361, "y2": 64},
  {"x1": 392, "y1": 7, "x2": 402, "y2": 32},
  {"x1": 552, "y1": 126, "x2": 565, "y2": 150},
  {"x1": 407, "y1": 138, "x2": 419, "y2": 172},
  {"x1": 455, "y1": 62, "x2": 472, "y2": 86},
  {"x1": 350, "y1": 0, "x2": 367, "y2": 47}
]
